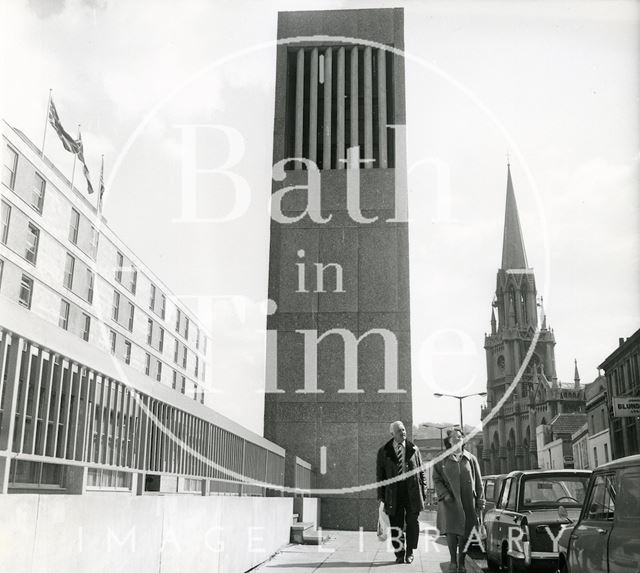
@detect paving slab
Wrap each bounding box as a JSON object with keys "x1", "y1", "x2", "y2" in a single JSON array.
[{"x1": 252, "y1": 531, "x2": 478, "y2": 573}]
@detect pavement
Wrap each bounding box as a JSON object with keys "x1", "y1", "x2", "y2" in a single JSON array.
[{"x1": 252, "y1": 529, "x2": 486, "y2": 573}]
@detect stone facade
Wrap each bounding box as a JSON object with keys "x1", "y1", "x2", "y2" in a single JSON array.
[{"x1": 600, "y1": 329, "x2": 640, "y2": 459}]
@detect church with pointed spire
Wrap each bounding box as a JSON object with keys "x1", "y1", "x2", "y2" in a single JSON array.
[{"x1": 481, "y1": 165, "x2": 585, "y2": 474}]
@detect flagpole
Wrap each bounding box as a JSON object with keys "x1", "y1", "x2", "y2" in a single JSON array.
[
  {"x1": 70, "y1": 124, "x2": 80, "y2": 191},
  {"x1": 40, "y1": 89, "x2": 52, "y2": 157},
  {"x1": 98, "y1": 154, "x2": 104, "y2": 213}
]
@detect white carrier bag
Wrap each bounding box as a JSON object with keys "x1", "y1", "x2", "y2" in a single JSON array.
[{"x1": 377, "y1": 501, "x2": 391, "y2": 542}]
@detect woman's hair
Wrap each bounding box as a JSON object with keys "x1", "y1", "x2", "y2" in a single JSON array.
[{"x1": 444, "y1": 427, "x2": 465, "y2": 450}]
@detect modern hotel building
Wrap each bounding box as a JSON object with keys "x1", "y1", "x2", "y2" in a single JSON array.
[{"x1": 0, "y1": 120, "x2": 286, "y2": 495}]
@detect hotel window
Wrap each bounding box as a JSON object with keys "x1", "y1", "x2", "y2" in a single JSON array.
[
  {"x1": 115, "y1": 251, "x2": 123, "y2": 282},
  {"x1": 172, "y1": 370, "x2": 177, "y2": 389},
  {"x1": 131, "y1": 268, "x2": 137, "y2": 294},
  {"x1": 86, "y1": 269, "x2": 94, "y2": 303},
  {"x1": 174, "y1": 339, "x2": 179, "y2": 363},
  {"x1": 184, "y1": 317, "x2": 189, "y2": 339},
  {"x1": 112, "y1": 290, "x2": 120, "y2": 321},
  {"x1": 109, "y1": 330, "x2": 117, "y2": 354},
  {"x1": 10, "y1": 460, "x2": 65, "y2": 489},
  {"x1": 193, "y1": 384, "x2": 198, "y2": 401},
  {"x1": 175, "y1": 308, "x2": 181, "y2": 332},
  {"x1": 195, "y1": 356, "x2": 199, "y2": 378},
  {"x1": 64, "y1": 253, "x2": 75, "y2": 289},
  {"x1": 89, "y1": 226, "x2": 99, "y2": 259},
  {"x1": 159, "y1": 328, "x2": 164, "y2": 352},
  {"x1": 32, "y1": 173, "x2": 46, "y2": 213},
  {"x1": 127, "y1": 302, "x2": 134, "y2": 331},
  {"x1": 69, "y1": 209, "x2": 80, "y2": 244},
  {"x1": 124, "y1": 340, "x2": 132, "y2": 364},
  {"x1": 181, "y1": 376, "x2": 186, "y2": 394},
  {"x1": 81, "y1": 313, "x2": 91, "y2": 341},
  {"x1": 200, "y1": 391, "x2": 204, "y2": 405},
  {"x1": 59, "y1": 299, "x2": 70, "y2": 330},
  {"x1": 203, "y1": 336, "x2": 207, "y2": 354},
  {"x1": 19, "y1": 274, "x2": 33, "y2": 308},
  {"x1": 149, "y1": 284, "x2": 156, "y2": 310},
  {"x1": 182, "y1": 346, "x2": 187, "y2": 368},
  {"x1": 1, "y1": 201, "x2": 10, "y2": 244},
  {"x1": 147, "y1": 318, "x2": 153, "y2": 344},
  {"x1": 195, "y1": 327, "x2": 200, "y2": 350},
  {"x1": 160, "y1": 294, "x2": 166, "y2": 319},
  {"x1": 156, "y1": 361, "x2": 162, "y2": 382},
  {"x1": 0, "y1": 259, "x2": 4, "y2": 288},
  {"x1": 2, "y1": 145, "x2": 18, "y2": 189},
  {"x1": 25, "y1": 223, "x2": 40, "y2": 264},
  {"x1": 604, "y1": 443, "x2": 609, "y2": 463},
  {"x1": 145, "y1": 353, "x2": 151, "y2": 376}
]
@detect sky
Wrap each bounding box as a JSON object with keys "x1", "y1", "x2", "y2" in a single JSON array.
[{"x1": 1, "y1": 0, "x2": 638, "y2": 435}]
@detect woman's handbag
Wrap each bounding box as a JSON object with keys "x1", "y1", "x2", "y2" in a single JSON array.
[{"x1": 377, "y1": 501, "x2": 391, "y2": 542}]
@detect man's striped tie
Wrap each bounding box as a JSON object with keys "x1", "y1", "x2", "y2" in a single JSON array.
[{"x1": 395, "y1": 443, "x2": 403, "y2": 476}]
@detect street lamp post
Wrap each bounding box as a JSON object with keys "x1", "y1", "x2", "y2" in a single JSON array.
[
  {"x1": 421, "y1": 423, "x2": 448, "y2": 452},
  {"x1": 433, "y1": 392, "x2": 487, "y2": 430}
]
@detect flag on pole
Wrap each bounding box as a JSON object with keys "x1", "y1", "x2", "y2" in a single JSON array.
[
  {"x1": 48, "y1": 99, "x2": 80, "y2": 154},
  {"x1": 76, "y1": 130, "x2": 94, "y2": 194},
  {"x1": 98, "y1": 155, "x2": 105, "y2": 210}
]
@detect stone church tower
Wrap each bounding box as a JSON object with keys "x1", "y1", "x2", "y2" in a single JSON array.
[{"x1": 481, "y1": 166, "x2": 585, "y2": 474}]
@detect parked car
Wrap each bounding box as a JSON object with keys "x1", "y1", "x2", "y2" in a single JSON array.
[
  {"x1": 557, "y1": 454, "x2": 640, "y2": 573},
  {"x1": 484, "y1": 469, "x2": 591, "y2": 572},
  {"x1": 483, "y1": 474, "x2": 507, "y2": 516}
]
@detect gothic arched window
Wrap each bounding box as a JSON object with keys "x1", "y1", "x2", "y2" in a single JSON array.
[{"x1": 521, "y1": 290, "x2": 528, "y2": 324}]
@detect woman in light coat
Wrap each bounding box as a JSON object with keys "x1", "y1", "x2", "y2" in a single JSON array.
[{"x1": 433, "y1": 427, "x2": 485, "y2": 573}]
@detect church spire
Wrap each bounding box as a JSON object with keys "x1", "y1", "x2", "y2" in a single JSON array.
[
  {"x1": 574, "y1": 358, "x2": 581, "y2": 388},
  {"x1": 501, "y1": 164, "x2": 529, "y2": 270},
  {"x1": 540, "y1": 296, "x2": 547, "y2": 330}
]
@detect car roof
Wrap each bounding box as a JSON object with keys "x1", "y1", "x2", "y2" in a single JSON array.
[
  {"x1": 594, "y1": 453, "x2": 640, "y2": 472},
  {"x1": 504, "y1": 469, "x2": 592, "y2": 478},
  {"x1": 483, "y1": 474, "x2": 506, "y2": 480}
]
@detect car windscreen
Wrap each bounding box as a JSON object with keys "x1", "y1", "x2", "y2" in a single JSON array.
[{"x1": 520, "y1": 475, "x2": 589, "y2": 509}]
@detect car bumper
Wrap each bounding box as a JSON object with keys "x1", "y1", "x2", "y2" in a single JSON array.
[{"x1": 507, "y1": 551, "x2": 557, "y2": 560}]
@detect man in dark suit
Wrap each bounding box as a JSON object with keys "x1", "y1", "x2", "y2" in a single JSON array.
[{"x1": 376, "y1": 420, "x2": 427, "y2": 564}]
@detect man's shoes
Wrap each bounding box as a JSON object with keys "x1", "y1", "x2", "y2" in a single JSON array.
[
  {"x1": 405, "y1": 551, "x2": 414, "y2": 564},
  {"x1": 395, "y1": 553, "x2": 405, "y2": 564},
  {"x1": 447, "y1": 562, "x2": 457, "y2": 573},
  {"x1": 458, "y1": 552, "x2": 466, "y2": 572}
]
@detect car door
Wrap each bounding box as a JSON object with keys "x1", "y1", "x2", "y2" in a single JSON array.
[
  {"x1": 609, "y1": 465, "x2": 640, "y2": 573},
  {"x1": 484, "y1": 478, "x2": 496, "y2": 513},
  {"x1": 568, "y1": 472, "x2": 615, "y2": 573},
  {"x1": 499, "y1": 475, "x2": 523, "y2": 557},
  {"x1": 487, "y1": 477, "x2": 512, "y2": 561}
]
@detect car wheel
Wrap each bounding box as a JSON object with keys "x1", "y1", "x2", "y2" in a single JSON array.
[
  {"x1": 557, "y1": 557, "x2": 569, "y2": 573},
  {"x1": 506, "y1": 555, "x2": 523, "y2": 573}
]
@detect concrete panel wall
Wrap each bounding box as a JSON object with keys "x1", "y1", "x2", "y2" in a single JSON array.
[
  {"x1": 265, "y1": 8, "x2": 411, "y2": 531},
  {"x1": 0, "y1": 494, "x2": 293, "y2": 573}
]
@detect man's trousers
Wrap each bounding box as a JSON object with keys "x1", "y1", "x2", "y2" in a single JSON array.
[{"x1": 388, "y1": 481, "x2": 420, "y2": 558}]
